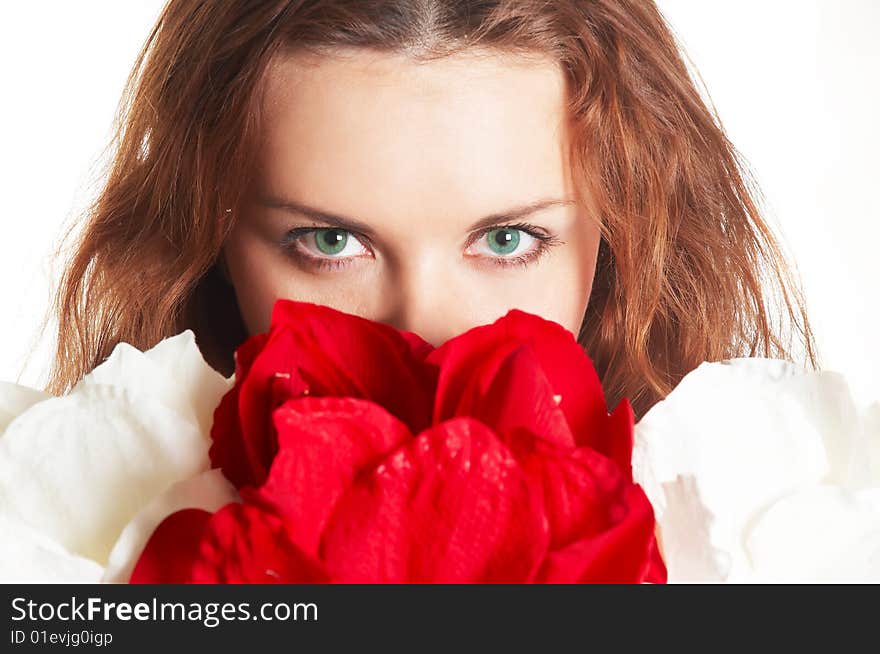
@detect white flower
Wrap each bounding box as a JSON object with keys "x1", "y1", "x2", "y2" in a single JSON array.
[
  {"x1": 633, "y1": 358, "x2": 880, "y2": 583},
  {"x1": 101, "y1": 468, "x2": 239, "y2": 583},
  {"x1": 0, "y1": 330, "x2": 238, "y2": 582},
  {"x1": 0, "y1": 382, "x2": 48, "y2": 432}
]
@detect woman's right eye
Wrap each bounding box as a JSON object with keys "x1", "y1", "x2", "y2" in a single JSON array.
[
  {"x1": 303, "y1": 228, "x2": 369, "y2": 257},
  {"x1": 281, "y1": 227, "x2": 371, "y2": 270}
]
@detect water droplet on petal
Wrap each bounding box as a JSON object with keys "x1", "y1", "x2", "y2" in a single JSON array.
[{"x1": 391, "y1": 450, "x2": 411, "y2": 471}]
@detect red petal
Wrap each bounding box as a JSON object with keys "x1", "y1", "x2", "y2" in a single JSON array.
[
  {"x1": 511, "y1": 437, "x2": 632, "y2": 550},
  {"x1": 269, "y1": 301, "x2": 435, "y2": 435},
  {"x1": 398, "y1": 330, "x2": 436, "y2": 361},
  {"x1": 189, "y1": 503, "x2": 329, "y2": 583},
  {"x1": 232, "y1": 329, "x2": 311, "y2": 486},
  {"x1": 131, "y1": 503, "x2": 330, "y2": 584},
  {"x1": 209, "y1": 333, "x2": 272, "y2": 488},
  {"x1": 210, "y1": 300, "x2": 436, "y2": 489},
  {"x1": 603, "y1": 398, "x2": 635, "y2": 480},
  {"x1": 642, "y1": 533, "x2": 668, "y2": 584},
  {"x1": 209, "y1": 330, "x2": 311, "y2": 488},
  {"x1": 209, "y1": 391, "x2": 258, "y2": 490},
  {"x1": 534, "y1": 484, "x2": 663, "y2": 583},
  {"x1": 320, "y1": 418, "x2": 549, "y2": 582},
  {"x1": 428, "y1": 310, "x2": 612, "y2": 451},
  {"x1": 245, "y1": 397, "x2": 413, "y2": 558},
  {"x1": 130, "y1": 508, "x2": 213, "y2": 583},
  {"x1": 449, "y1": 344, "x2": 576, "y2": 449}
]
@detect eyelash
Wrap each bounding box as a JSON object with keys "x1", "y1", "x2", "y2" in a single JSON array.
[
  {"x1": 280, "y1": 222, "x2": 562, "y2": 272},
  {"x1": 467, "y1": 222, "x2": 562, "y2": 269},
  {"x1": 280, "y1": 228, "x2": 364, "y2": 272}
]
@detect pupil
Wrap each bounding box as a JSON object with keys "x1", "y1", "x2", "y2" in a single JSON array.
[
  {"x1": 322, "y1": 231, "x2": 341, "y2": 245},
  {"x1": 489, "y1": 228, "x2": 519, "y2": 254},
  {"x1": 317, "y1": 229, "x2": 347, "y2": 254}
]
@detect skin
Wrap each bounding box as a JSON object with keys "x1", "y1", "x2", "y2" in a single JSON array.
[{"x1": 223, "y1": 48, "x2": 602, "y2": 347}]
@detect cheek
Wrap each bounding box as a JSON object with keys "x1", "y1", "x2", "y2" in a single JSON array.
[
  {"x1": 501, "y1": 232, "x2": 600, "y2": 337},
  {"x1": 222, "y1": 232, "x2": 289, "y2": 335},
  {"x1": 452, "y1": 247, "x2": 598, "y2": 340},
  {"x1": 560, "y1": 222, "x2": 602, "y2": 332},
  {"x1": 527, "y1": 254, "x2": 595, "y2": 334},
  {"x1": 222, "y1": 230, "x2": 377, "y2": 336}
]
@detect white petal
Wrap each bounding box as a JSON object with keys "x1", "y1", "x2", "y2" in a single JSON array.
[
  {"x1": 0, "y1": 381, "x2": 49, "y2": 433},
  {"x1": 76, "y1": 330, "x2": 233, "y2": 434},
  {"x1": 854, "y1": 401, "x2": 880, "y2": 488},
  {"x1": 741, "y1": 485, "x2": 880, "y2": 582},
  {"x1": 0, "y1": 386, "x2": 211, "y2": 564},
  {"x1": 102, "y1": 469, "x2": 239, "y2": 583},
  {"x1": 0, "y1": 330, "x2": 236, "y2": 585},
  {"x1": 0, "y1": 514, "x2": 104, "y2": 583},
  {"x1": 633, "y1": 358, "x2": 878, "y2": 582}
]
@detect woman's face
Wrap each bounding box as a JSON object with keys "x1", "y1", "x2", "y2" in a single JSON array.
[{"x1": 223, "y1": 49, "x2": 601, "y2": 346}]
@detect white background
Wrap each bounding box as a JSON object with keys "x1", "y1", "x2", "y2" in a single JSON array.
[{"x1": 1, "y1": 1, "x2": 878, "y2": 403}]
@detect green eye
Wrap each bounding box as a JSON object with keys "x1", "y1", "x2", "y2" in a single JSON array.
[
  {"x1": 314, "y1": 228, "x2": 348, "y2": 255},
  {"x1": 485, "y1": 227, "x2": 521, "y2": 255}
]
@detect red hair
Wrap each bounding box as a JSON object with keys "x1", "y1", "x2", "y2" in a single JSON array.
[{"x1": 45, "y1": 0, "x2": 816, "y2": 419}]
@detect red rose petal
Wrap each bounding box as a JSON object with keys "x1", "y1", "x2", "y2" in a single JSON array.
[
  {"x1": 428, "y1": 309, "x2": 611, "y2": 452},
  {"x1": 534, "y1": 484, "x2": 664, "y2": 583},
  {"x1": 130, "y1": 508, "x2": 213, "y2": 583},
  {"x1": 210, "y1": 391, "x2": 258, "y2": 490},
  {"x1": 210, "y1": 300, "x2": 436, "y2": 489},
  {"x1": 269, "y1": 301, "x2": 435, "y2": 434},
  {"x1": 209, "y1": 330, "x2": 311, "y2": 488},
  {"x1": 511, "y1": 437, "x2": 632, "y2": 550},
  {"x1": 209, "y1": 333, "x2": 273, "y2": 488},
  {"x1": 245, "y1": 397, "x2": 413, "y2": 558},
  {"x1": 131, "y1": 503, "x2": 330, "y2": 584},
  {"x1": 233, "y1": 329, "x2": 311, "y2": 486},
  {"x1": 234, "y1": 332, "x2": 272, "y2": 373},
  {"x1": 451, "y1": 344, "x2": 576, "y2": 450},
  {"x1": 642, "y1": 534, "x2": 668, "y2": 584},
  {"x1": 397, "y1": 330, "x2": 436, "y2": 361},
  {"x1": 200, "y1": 300, "x2": 664, "y2": 585},
  {"x1": 189, "y1": 503, "x2": 329, "y2": 583},
  {"x1": 603, "y1": 397, "x2": 635, "y2": 480},
  {"x1": 320, "y1": 418, "x2": 550, "y2": 583}
]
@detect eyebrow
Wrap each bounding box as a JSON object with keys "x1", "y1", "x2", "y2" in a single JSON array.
[{"x1": 257, "y1": 196, "x2": 576, "y2": 236}]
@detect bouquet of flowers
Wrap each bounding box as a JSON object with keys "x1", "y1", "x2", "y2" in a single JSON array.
[{"x1": 0, "y1": 300, "x2": 877, "y2": 583}]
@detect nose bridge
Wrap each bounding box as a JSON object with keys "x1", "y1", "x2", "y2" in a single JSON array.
[{"x1": 381, "y1": 253, "x2": 461, "y2": 347}]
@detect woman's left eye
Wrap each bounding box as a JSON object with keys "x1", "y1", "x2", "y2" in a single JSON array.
[{"x1": 465, "y1": 225, "x2": 555, "y2": 267}]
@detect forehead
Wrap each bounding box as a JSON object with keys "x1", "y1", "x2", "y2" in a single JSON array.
[{"x1": 255, "y1": 48, "x2": 572, "y2": 225}]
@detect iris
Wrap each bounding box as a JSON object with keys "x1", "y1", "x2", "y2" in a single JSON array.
[
  {"x1": 314, "y1": 228, "x2": 348, "y2": 255},
  {"x1": 485, "y1": 227, "x2": 520, "y2": 255}
]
